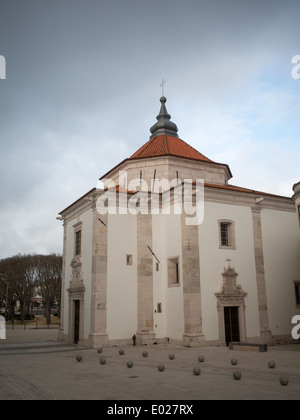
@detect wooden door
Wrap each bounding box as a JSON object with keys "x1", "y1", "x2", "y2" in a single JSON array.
[
  {"x1": 224, "y1": 306, "x2": 240, "y2": 346},
  {"x1": 74, "y1": 300, "x2": 80, "y2": 344}
]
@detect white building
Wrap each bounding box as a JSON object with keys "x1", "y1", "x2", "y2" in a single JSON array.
[{"x1": 58, "y1": 96, "x2": 300, "y2": 347}]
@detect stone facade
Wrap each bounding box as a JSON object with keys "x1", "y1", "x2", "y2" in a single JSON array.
[
  {"x1": 101, "y1": 155, "x2": 232, "y2": 191},
  {"x1": 292, "y1": 181, "x2": 300, "y2": 230},
  {"x1": 58, "y1": 97, "x2": 300, "y2": 348}
]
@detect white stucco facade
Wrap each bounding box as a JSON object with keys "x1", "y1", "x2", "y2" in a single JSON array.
[
  {"x1": 58, "y1": 98, "x2": 300, "y2": 348},
  {"x1": 58, "y1": 184, "x2": 300, "y2": 347}
]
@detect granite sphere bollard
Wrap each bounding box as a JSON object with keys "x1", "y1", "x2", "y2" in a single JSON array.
[
  {"x1": 100, "y1": 357, "x2": 106, "y2": 365},
  {"x1": 193, "y1": 367, "x2": 201, "y2": 376},
  {"x1": 279, "y1": 376, "x2": 289, "y2": 386},
  {"x1": 76, "y1": 355, "x2": 83, "y2": 362},
  {"x1": 119, "y1": 349, "x2": 125, "y2": 355},
  {"x1": 157, "y1": 363, "x2": 165, "y2": 372},
  {"x1": 198, "y1": 355, "x2": 205, "y2": 363},
  {"x1": 169, "y1": 353, "x2": 175, "y2": 360},
  {"x1": 231, "y1": 358, "x2": 238, "y2": 366},
  {"x1": 233, "y1": 371, "x2": 242, "y2": 380},
  {"x1": 127, "y1": 360, "x2": 134, "y2": 368},
  {"x1": 142, "y1": 351, "x2": 148, "y2": 358},
  {"x1": 268, "y1": 360, "x2": 276, "y2": 369},
  {"x1": 97, "y1": 348, "x2": 103, "y2": 354}
]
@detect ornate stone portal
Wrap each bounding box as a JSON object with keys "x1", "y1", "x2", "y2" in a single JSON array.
[
  {"x1": 215, "y1": 262, "x2": 247, "y2": 345},
  {"x1": 69, "y1": 257, "x2": 84, "y2": 289},
  {"x1": 67, "y1": 257, "x2": 85, "y2": 344}
]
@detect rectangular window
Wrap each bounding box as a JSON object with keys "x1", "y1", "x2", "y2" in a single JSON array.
[
  {"x1": 218, "y1": 220, "x2": 236, "y2": 249},
  {"x1": 298, "y1": 205, "x2": 300, "y2": 221},
  {"x1": 168, "y1": 257, "x2": 180, "y2": 286},
  {"x1": 157, "y1": 303, "x2": 162, "y2": 313},
  {"x1": 140, "y1": 171, "x2": 143, "y2": 190},
  {"x1": 126, "y1": 254, "x2": 133, "y2": 266},
  {"x1": 295, "y1": 282, "x2": 300, "y2": 307},
  {"x1": 220, "y1": 223, "x2": 229, "y2": 246},
  {"x1": 75, "y1": 230, "x2": 81, "y2": 256}
]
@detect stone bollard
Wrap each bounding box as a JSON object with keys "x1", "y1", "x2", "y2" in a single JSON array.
[
  {"x1": 127, "y1": 360, "x2": 134, "y2": 368},
  {"x1": 97, "y1": 348, "x2": 103, "y2": 354},
  {"x1": 100, "y1": 357, "x2": 106, "y2": 365},
  {"x1": 233, "y1": 371, "x2": 242, "y2": 380},
  {"x1": 169, "y1": 353, "x2": 175, "y2": 360},
  {"x1": 119, "y1": 349, "x2": 125, "y2": 355},
  {"x1": 76, "y1": 355, "x2": 83, "y2": 362},
  {"x1": 157, "y1": 363, "x2": 165, "y2": 372},
  {"x1": 142, "y1": 351, "x2": 148, "y2": 358},
  {"x1": 231, "y1": 358, "x2": 238, "y2": 366},
  {"x1": 193, "y1": 367, "x2": 201, "y2": 376},
  {"x1": 198, "y1": 355, "x2": 205, "y2": 363},
  {"x1": 279, "y1": 376, "x2": 289, "y2": 386},
  {"x1": 268, "y1": 360, "x2": 276, "y2": 369}
]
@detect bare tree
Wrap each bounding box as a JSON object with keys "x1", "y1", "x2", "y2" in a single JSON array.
[
  {"x1": 0, "y1": 263, "x2": 9, "y2": 315},
  {"x1": 0, "y1": 254, "x2": 62, "y2": 323},
  {"x1": 36, "y1": 254, "x2": 62, "y2": 324},
  {"x1": 9, "y1": 255, "x2": 36, "y2": 322},
  {"x1": 0, "y1": 255, "x2": 36, "y2": 321}
]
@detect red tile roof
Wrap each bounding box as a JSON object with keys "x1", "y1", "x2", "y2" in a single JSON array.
[{"x1": 129, "y1": 134, "x2": 213, "y2": 163}]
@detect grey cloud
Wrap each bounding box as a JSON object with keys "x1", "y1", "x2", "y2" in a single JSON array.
[{"x1": 0, "y1": 0, "x2": 299, "y2": 258}]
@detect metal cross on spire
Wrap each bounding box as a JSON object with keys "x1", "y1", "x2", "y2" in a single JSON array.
[{"x1": 160, "y1": 78, "x2": 166, "y2": 97}]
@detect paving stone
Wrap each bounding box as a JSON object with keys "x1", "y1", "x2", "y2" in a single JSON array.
[{"x1": 1, "y1": 327, "x2": 300, "y2": 400}]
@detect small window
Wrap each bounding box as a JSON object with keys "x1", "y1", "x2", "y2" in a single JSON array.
[
  {"x1": 298, "y1": 205, "x2": 300, "y2": 222},
  {"x1": 295, "y1": 281, "x2": 300, "y2": 307},
  {"x1": 218, "y1": 220, "x2": 236, "y2": 249},
  {"x1": 75, "y1": 230, "x2": 81, "y2": 256},
  {"x1": 140, "y1": 171, "x2": 143, "y2": 190},
  {"x1": 168, "y1": 257, "x2": 180, "y2": 286},
  {"x1": 157, "y1": 303, "x2": 162, "y2": 313},
  {"x1": 126, "y1": 254, "x2": 133, "y2": 266},
  {"x1": 156, "y1": 262, "x2": 159, "y2": 272},
  {"x1": 220, "y1": 223, "x2": 229, "y2": 246}
]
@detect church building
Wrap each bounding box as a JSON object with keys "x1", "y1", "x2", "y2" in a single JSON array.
[{"x1": 58, "y1": 96, "x2": 300, "y2": 348}]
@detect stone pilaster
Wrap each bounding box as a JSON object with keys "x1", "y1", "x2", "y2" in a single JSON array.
[
  {"x1": 89, "y1": 207, "x2": 109, "y2": 347},
  {"x1": 136, "y1": 213, "x2": 155, "y2": 344},
  {"x1": 58, "y1": 221, "x2": 67, "y2": 342},
  {"x1": 181, "y1": 214, "x2": 205, "y2": 345},
  {"x1": 292, "y1": 181, "x2": 300, "y2": 230},
  {"x1": 251, "y1": 207, "x2": 272, "y2": 343}
]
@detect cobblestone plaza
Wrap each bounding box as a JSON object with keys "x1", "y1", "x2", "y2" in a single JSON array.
[{"x1": 0, "y1": 327, "x2": 300, "y2": 400}]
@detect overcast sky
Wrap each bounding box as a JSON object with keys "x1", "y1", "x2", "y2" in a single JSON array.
[{"x1": 0, "y1": 0, "x2": 299, "y2": 259}]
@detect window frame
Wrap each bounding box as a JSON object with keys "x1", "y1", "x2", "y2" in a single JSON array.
[
  {"x1": 294, "y1": 281, "x2": 300, "y2": 307},
  {"x1": 126, "y1": 254, "x2": 133, "y2": 266},
  {"x1": 167, "y1": 256, "x2": 180, "y2": 287},
  {"x1": 73, "y1": 222, "x2": 83, "y2": 257},
  {"x1": 218, "y1": 220, "x2": 236, "y2": 250}
]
